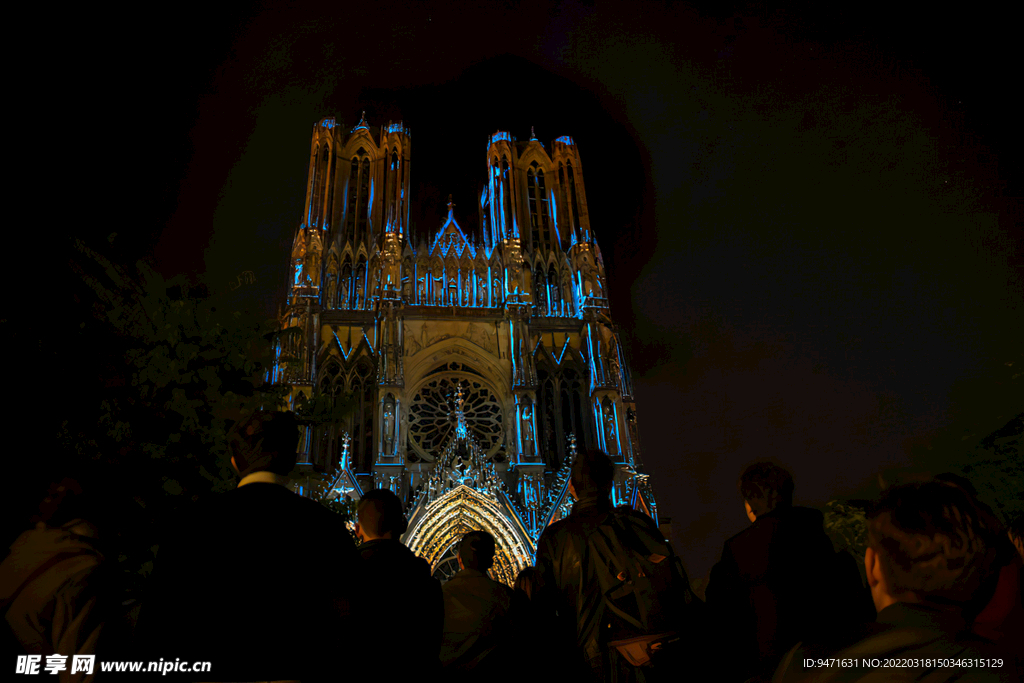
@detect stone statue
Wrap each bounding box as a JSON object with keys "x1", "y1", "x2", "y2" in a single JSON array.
[
  {"x1": 521, "y1": 405, "x2": 535, "y2": 453},
  {"x1": 604, "y1": 408, "x2": 617, "y2": 451},
  {"x1": 306, "y1": 249, "x2": 320, "y2": 286},
  {"x1": 383, "y1": 400, "x2": 395, "y2": 453},
  {"x1": 607, "y1": 354, "x2": 621, "y2": 387},
  {"x1": 326, "y1": 274, "x2": 337, "y2": 307}
]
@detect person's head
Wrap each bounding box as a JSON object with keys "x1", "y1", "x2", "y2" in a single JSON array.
[
  {"x1": 1007, "y1": 515, "x2": 1024, "y2": 562},
  {"x1": 458, "y1": 530, "x2": 496, "y2": 572},
  {"x1": 33, "y1": 465, "x2": 126, "y2": 545},
  {"x1": 738, "y1": 462, "x2": 793, "y2": 522},
  {"x1": 570, "y1": 449, "x2": 615, "y2": 500},
  {"x1": 227, "y1": 410, "x2": 300, "y2": 477},
  {"x1": 355, "y1": 489, "x2": 408, "y2": 543},
  {"x1": 864, "y1": 480, "x2": 1000, "y2": 613},
  {"x1": 514, "y1": 567, "x2": 540, "y2": 600}
]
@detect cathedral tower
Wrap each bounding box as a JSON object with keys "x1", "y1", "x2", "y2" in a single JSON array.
[{"x1": 274, "y1": 115, "x2": 656, "y2": 584}]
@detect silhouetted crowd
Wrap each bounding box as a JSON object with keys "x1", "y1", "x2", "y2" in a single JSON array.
[{"x1": 3, "y1": 410, "x2": 1022, "y2": 682}]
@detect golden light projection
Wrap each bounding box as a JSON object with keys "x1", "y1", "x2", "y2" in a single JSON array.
[{"x1": 405, "y1": 484, "x2": 533, "y2": 586}]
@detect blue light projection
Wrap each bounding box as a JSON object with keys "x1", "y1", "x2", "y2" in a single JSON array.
[
  {"x1": 351, "y1": 111, "x2": 369, "y2": 132},
  {"x1": 488, "y1": 131, "x2": 512, "y2": 148},
  {"x1": 277, "y1": 115, "x2": 656, "y2": 555}
]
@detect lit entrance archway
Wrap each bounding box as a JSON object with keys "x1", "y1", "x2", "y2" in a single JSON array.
[{"x1": 404, "y1": 484, "x2": 533, "y2": 586}]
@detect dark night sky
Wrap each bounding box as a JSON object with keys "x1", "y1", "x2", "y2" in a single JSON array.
[{"x1": 34, "y1": 1, "x2": 1023, "y2": 580}]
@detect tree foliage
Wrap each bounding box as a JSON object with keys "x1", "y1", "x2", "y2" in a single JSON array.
[
  {"x1": 823, "y1": 500, "x2": 868, "y2": 585},
  {"x1": 62, "y1": 239, "x2": 356, "y2": 581}
]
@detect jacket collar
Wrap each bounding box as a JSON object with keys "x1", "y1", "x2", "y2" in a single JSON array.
[
  {"x1": 876, "y1": 601, "x2": 968, "y2": 633},
  {"x1": 571, "y1": 495, "x2": 613, "y2": 515}
]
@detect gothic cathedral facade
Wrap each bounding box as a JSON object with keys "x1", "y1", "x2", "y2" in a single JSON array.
[{"x1": 274, "y1": 113, "x2": 658, "y2": 584}]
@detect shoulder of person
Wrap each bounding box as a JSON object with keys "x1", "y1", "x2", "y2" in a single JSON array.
[{"x1": 537, "y1": 517, "x2": 573, "y2": 544}]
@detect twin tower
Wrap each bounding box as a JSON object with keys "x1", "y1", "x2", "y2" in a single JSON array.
[{"x1": 274, "y1": 112, "x2": 659, "y2": 581}]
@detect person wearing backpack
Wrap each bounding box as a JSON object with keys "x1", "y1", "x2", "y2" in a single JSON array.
[{"x1": 534, "y1": 449, "x2": 705, "y2": 682}]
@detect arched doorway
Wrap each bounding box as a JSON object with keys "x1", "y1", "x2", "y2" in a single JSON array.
[{"x1": 404, "y1": 485, "x2": 533, "y2": 586}]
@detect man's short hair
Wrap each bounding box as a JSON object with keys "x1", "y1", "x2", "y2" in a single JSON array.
[
  {"x1": 357, "y1": 489, "x2": 408, "y2": 538},
  {"x1": 227, "y1": 410, "x2": 300, "y2": 477},
  {"x1": 867, "y1": 480, "x2": 1000, "y2": 603},
  {"x1": 738, "y1": 462, "x2": 794, "y2": 516},
  {"x1": 459, "y1": 530, "x2": 496, "y2": 571},
  {"x1": 571, "y1": 449, "x2": 615, "y2": 498}
]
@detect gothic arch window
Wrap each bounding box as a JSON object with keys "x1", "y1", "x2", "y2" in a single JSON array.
[
  {"x1": 358, "y1": 156, "x2": 371, "y2": 239},
  {"x1": 501, "y1": 156, "x2": 512, "y2": 238},
  {"x1": 527, "y1": 166, "x2": 540, "y2": 248},
  {"x1": 536, "y1": 168, "x2": 550, "y2": 247},
  {"x1": 350, "y1": 359, "x2": 375, "y2": 472},
  {"x1": 567, "y1": 163, "x2": 580, "y2": 235},
  {"x1": 557, "y1": 163, "x2": 569, "y2": 242},
  {"x1": 534, "y1": 363, "x2": 591, "y2": 468},
  {"x1": 346, "y1": 156, "x2": 359, "y2": 239},
  {"x1": 537, "y1": 366, "x2": 558, "y2": 467},
  {"x1": 310, "y1": 145, "x2": 320, "y2": 226},
  {"x1": 561, "y1": 365, "x2": 590, "y2": 450},
  {"x1": 527, "y1": 164, "x2": 550, "y2": 249},
  {"x1": 316, "y1": 359, "x2": 345, "y2": 467},
  {"x1": 387, "y1": 150, "x2": 399, "y2": 229},
  {"x1": 381, "y1": 149, "x2": 390, "y2": 230},
  {"x1": 313, "y1": 145, "x2": 331, "y2": 227},
  {"x1": 323, "y1": 147, "x2": 335, "y2": 229}
]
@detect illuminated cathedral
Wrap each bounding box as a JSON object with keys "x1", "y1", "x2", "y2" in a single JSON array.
[{"x1": 273, "y1": 113, "x2": 658, "y2": 584}]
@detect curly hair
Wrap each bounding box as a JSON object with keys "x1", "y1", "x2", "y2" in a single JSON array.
[{"x1": 867, "y1": 480, "x2": 1000, "y2": 602}]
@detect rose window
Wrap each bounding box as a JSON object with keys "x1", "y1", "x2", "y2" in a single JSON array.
[{"x1": 409, "y1": 376, "x2": 503, "y2": 459}]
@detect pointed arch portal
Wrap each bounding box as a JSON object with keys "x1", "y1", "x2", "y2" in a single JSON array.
[{"x1": 404, "y1": 485, "x2": 533, "y2": 586}]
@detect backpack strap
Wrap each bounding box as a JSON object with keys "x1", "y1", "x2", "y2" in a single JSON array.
[{"x1": 590, "y1": 515, "x2": 649, "y2": 632}]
